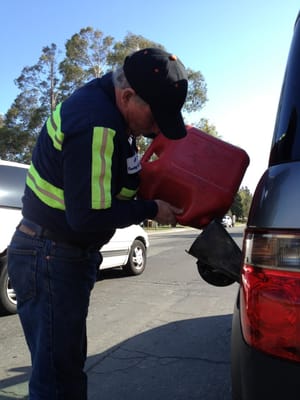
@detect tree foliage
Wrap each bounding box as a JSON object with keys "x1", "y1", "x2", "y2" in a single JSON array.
[
  {"x1": 196, "y1": 117, "x2": 220, "y2": 137},
  {"x1": 59, "y1": 27, "x2": 114, "y2": 96},
  {"x1": 239, "y1": 186, "x2": 252, "y2": 218},
  {"x1": 1, "y1": 28, "x2": 208, "y2": 162},
  {"x1": 231, "y1": 186, "x2": 252, "y2": 220},
  {"x1": 107, "y1": 32, "x2": 164, "y2": 68},
  {"x1": 0, "y1": 126, "x2": 31, "y2": 162},
  {"x1": 231, "y1": 192, "x2": 244, "y2": 220},
  {"x1": 184, "y1": 69, "x2": 207, "y2": 113},
  {"x1": 4, "y1": 43, "x2": 60, "y2": 161},
  {"x1": 108, "y1": 33, "x2": 207, "y2": 116}
]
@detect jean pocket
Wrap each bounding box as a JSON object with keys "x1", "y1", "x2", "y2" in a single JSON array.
[{"x1": 7, "y1": 247, "x2": 37, "y2": 303}]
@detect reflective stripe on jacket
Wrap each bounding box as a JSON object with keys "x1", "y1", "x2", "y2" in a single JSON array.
[{"x1": 21, "y1": 73, "x2": 156, "y2": 246}]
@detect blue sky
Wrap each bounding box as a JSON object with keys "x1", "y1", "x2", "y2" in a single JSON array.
[{"x1": 1, "y1": 1, "x2": 299, "y2": 193}]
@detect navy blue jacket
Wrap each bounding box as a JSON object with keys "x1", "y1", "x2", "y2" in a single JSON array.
[{"x1": 22, "y1": 73, "x2": 157, "y2": 247}]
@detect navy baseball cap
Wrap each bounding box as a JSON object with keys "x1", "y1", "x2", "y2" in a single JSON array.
[{"x1": 123, "y1": 48, "x2": 188, "y2": 140}]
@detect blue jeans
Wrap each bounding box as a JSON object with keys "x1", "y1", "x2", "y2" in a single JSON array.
[{"x1": 7, "y1": 228, "x2": 101, "y2": 400}]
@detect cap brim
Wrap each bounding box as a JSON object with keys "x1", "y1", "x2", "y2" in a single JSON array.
[{"x1": 152, "y1": 110, "x2": 187, "y2": 140}]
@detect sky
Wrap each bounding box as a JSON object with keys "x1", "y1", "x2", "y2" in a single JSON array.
[{"x1": 1, "y1": 1, "x2": 300, "y2": 193}]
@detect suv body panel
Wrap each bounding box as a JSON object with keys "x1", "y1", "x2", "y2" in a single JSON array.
[
  {"x1": 231, "y1": 11, "x2": 300, "y2": 400},
  {"x1": 248, "y1": 162, "x2": 300, "y2": 228}
]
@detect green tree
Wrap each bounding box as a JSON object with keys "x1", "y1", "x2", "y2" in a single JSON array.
[
  {"x1": 195, "y1": 117, "x2": 221, "y2": 138},
  {"x1": 0, "y1": 126, "x2": 30, "y2": 162},
  {"x1": 4, "y1": 43, "x2": 60, "y2": 158},
  {"x1": 59, "y1": 27, "x2": 114, "y2": 96},
  {"x1": 108, "y1": 33, "x2": 208, "y2": 115},
  {"x1": 229, "y1": 187, "x2": 253, "y2": 221},
  {"x1": 239, "y1": 186, "x2": 252, "y2": 219},
  {"x1": 2, "y1": 28, "x2": 208, "y2": 162},
  {"x1": 107, "y1": 32, "x2": 164, "y2": 68},
  {"x1": 184, "y1": 69, "x2": 207, "y2": 114},
  {"x1": 231, "y1": 191, "x2": 244, "y2": 220}
]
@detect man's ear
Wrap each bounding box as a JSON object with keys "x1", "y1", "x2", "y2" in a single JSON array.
[{"x1": 120, "y1": 88, "x2": 135, "y2": 106}]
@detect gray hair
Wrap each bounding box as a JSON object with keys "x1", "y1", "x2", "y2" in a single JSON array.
[
  {"x1": 112, "y1": 67, "x2": 131, "y2": 89},
  {"x1": 112, "y1": 67, "x2": 148, "y2": 106}
]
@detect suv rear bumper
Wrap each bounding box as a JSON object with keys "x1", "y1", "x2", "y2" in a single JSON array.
[{"x1": 231, "y1": 290, "x2": 300, "y2": 400}]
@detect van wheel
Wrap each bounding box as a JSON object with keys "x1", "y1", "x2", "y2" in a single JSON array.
[
  {"x1": 123, "y1": 240, "x2": 146, "y2": 276},
  {"x1": 0, "y1": 256, "x2": 17, "y2": 315}
]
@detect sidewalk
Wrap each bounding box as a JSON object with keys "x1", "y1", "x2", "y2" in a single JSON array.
[{"x1": 144, "y1": 224, "x2": 199, "y2": 235}]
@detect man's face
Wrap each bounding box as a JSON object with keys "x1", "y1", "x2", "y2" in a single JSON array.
[
  {"x1": 117, "y1": 89, "x2": 160, "y2": 137},
  {"x1": 127, "y1": 96, "x2": 160, "y2": 137}
]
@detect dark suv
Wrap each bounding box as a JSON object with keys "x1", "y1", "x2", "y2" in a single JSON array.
[{"x1": 231, "y1": 11, "x2": 300, "y2": 399}]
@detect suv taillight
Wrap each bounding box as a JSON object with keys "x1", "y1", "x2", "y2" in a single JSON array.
[{"x1": 240, "y1": 228, "x2": 300, "y2": 362}]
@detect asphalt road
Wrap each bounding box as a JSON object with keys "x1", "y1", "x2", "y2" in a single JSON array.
[{"x1": 0, "y1": 226, "x2": 244, "y2": 400}]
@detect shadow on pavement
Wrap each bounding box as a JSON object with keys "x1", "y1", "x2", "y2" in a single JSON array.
[
  {"x1": 0, "y1": 314, "x2": 233, "y2": 400},
  {"x1": 86, "y1": 314, "x2": 233, "y2": 400}
]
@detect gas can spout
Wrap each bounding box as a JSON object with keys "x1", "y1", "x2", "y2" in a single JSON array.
[{"x1": 187, "y1": 220, "x2": 242, "y2": 286}]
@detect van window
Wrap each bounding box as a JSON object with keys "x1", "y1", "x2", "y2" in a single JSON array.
[
  {"x1": 269, "y1": 14, "x2": 300, "y2": 165},
  {"x1": 0, "y1": 165, "x2": 27, "y2": 208}
]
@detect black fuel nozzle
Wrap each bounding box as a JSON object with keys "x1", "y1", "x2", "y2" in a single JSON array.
[{"x1": 186, "y1": 219, "x2": 242, "y2": 286}]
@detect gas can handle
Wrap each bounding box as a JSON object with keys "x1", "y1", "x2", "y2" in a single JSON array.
[
  {"x1": 141, "y1": 142, "x2": 155, "y2": 163},
  {"x1": 141, "y1": 134, "x2": 167, "y2": 163}
]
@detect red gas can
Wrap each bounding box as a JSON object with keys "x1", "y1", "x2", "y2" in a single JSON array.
[{"x1": 138, "y1": 126, "x2": 250, "y2": 228}]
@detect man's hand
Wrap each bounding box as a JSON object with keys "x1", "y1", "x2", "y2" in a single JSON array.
[{"x1": 153, "y1": 199, "x2": 183, "y2": 226}]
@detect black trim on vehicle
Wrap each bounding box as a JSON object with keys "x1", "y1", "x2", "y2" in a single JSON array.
[{"x1": 270, "y1": 11, "x2": 300, "y2": 165}]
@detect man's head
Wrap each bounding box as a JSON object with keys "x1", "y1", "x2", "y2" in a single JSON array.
[{"x1": 116, "y1": 48, "x2": 188, "y2": 140}]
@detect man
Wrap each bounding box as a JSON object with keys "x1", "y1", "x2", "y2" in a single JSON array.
[{"x1": 8, "y1": 48, "x2": 188, "y2": 399}]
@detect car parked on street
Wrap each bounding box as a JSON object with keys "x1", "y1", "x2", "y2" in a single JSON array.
[
  {"x1": 99, "y1": 224, "x2": 148, "y2": 276},
  {"x1": 221, "y1": 215, "x2": 232, "y2": 228},
  {"x1": 231, "y1": 11, "x2": 300, "y2": 400},
  {"x1": 0, "y1": 160, "x2": 149, "y2": 315}
]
